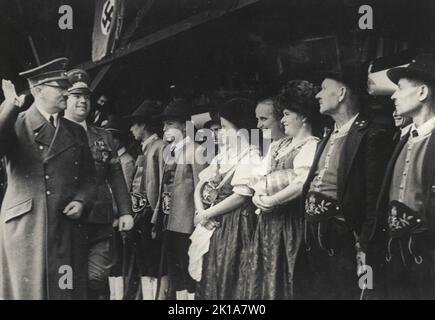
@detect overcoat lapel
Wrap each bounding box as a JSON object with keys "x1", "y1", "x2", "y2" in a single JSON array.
[
  {"x1": 44, "y1": 117, "x2": 76, "y2": 162},
  {"x1": 27, "y1": 104, "x2": 54, "y2": 147}
]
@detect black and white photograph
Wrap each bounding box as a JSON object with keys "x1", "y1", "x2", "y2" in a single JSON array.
[{"x1": 0, "y1": 0, "x2": 434, "y2": 305}]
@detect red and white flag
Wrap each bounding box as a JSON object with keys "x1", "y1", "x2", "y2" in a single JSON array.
[{"x1": 92, "y1": 0, "x2": 125, "y2": 62}]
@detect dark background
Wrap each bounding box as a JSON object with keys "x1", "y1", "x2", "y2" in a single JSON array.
[{"x1": 0, "y1": 0, "x2": 433, "y2": 115}]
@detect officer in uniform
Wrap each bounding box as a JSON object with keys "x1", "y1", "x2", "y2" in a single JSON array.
[
  {"x1": 0, "y1": 58, "x2": 96, "y2": 300},
  {"x1": 64, "y1": 69, "x2": 134, "y2": 300},
  {"x1": 377, "y1": 54, "x2": 435, "y2": 299},
  {"x1": 301, "y1": 67, "x2": 393, "y2": 299}
]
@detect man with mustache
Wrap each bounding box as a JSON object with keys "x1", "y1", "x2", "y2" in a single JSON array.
[{"x1": 0, "y1": 58, "x2": 96, "y2": 299}]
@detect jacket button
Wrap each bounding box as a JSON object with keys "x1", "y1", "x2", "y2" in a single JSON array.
[
  {"x1": 45, "y1": 175, "x2": 50, "y2": 180},
  {"x1": 46, "y1": 190, "x2": 51, "y2": 195},
  {"x1": 74, "y1": 161, "x2": 78, "y2": 165},
  {"x1": 74, "y1": 177, "x2": 78, "y2": 180},
  {"x1": 39, "y1": 146, "x2": 44, "y2": 150}
]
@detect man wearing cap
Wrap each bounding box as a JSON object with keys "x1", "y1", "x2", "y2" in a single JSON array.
[
  {"x1": 151, "y1": 98, "x2": 207, "y2": 300},
  {"x1": 376, "y1": 54, "x2": 435, "y2": 299},
  {"x1": 63, "y1": 69, "x2": 133, "y2": 300},
  {"x1": 0, "y1": 58, "x2": 96, "y2": 300},
  {"x1": 121, "y1": 100, "x2": 169, "y2": 299},
  {"x1": 301, "y1": 68, "x2": 393, "y2": 299}
]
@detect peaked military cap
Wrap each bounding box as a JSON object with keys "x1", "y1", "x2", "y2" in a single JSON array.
[
  {"x1": 19, "y1": 57, "x2": 70, "y2": 88},
  {"x1": 66, "y1": 69, "x2": 91, "y2": 94}
]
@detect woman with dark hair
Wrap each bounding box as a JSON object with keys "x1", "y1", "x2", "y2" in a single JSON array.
[
  {"x1": 246, "y1": 80, "x2": 320, "y2": 300},
  {"x1": 193, "y1": 98, "x2": 261, "y2": 300}
]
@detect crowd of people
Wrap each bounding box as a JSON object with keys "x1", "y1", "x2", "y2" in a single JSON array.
[{"x1": 0, "y1": 52, "x2": 435, "y2": 300}]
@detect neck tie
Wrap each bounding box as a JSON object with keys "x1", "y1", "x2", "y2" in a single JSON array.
[
  {"x1": 411, "y1": 129, "x2": 419, "y2": 138},
  {"x1": 49, "y1": 115, "x2": 55, "y2": 128}
]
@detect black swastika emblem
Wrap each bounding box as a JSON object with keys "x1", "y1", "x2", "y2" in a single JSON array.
[{"x1": 100, "y1": 0, "x2": 114, "y2": 35}]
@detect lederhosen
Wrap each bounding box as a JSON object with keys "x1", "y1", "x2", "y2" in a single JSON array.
[
  {"x1": 304, "y1": 191, "x2": 344, "y2": 256},
  {"x1": 123, "y1": 140, "x2": 167, "y2": 299},
  {"x1": 383, "y1": 135, "x2": 434, "y2": 299},
  {"x1": 159, "y1": 148, "x2": 196, "y2": 294},
  {"x1": 302, "y1": 129, "x2": 359, "y2": 300}
]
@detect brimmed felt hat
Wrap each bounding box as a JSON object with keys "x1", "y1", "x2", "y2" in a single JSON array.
[
  {"x1": 218, "y1": 97, "x2": 257, "y2": 130},
  {"x1": 156, "y1": 98, "x2": 192, "y2": 122},
  {"x1": 123, "y1": 100, "x2": 163, "y2": 124},
  {"x1": 387, "y1": 53, "x2": 435, "y2": 85},
  {"x1": 320, "y1": 63, "x2": 366, "y2": 93}
]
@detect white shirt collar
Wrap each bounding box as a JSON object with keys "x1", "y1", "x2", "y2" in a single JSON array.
[
  {"x1": 36, "y1": 105, "x2": 59, "y2": 125},
  {"x1": 141, "y1": 133, "x2": 158, "y2": 152},
  {"x1": 117, "y1": 147, "x2": 127, "y2": 157},
  {"x1": 410, "y1": 116, "x2": 435, "y2": 141},
  {"x1": 172, "y1": 136, "x2": 191, "y2": 153},
  {"x1": 400, "y1": 124, "x2": 412, "y2": 138},
  {"x1": 333, "y1": 113, "x2": 359, "y2": 135}
]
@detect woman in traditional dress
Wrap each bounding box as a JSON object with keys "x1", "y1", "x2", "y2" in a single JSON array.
[
  {"x1": 194, "y1": 98, "x2": 261, "y2": 300},
  {"x1": 247, "y1": 80, "x2": 321, "y2": 300}
]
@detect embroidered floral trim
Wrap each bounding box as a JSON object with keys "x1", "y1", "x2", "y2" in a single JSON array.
[
  {"x1": 305, "y1": 194, "x2": 333, "y2": 217},
  {"x1": 388, "y1": 205, "x2": 416, "y2": 231}
]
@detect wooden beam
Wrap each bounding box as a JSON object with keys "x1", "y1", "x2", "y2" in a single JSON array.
[
  {"x1": 90, "y1": 0, "x2": 156, "y2": 90},
  {"x1": 27, "y1": 36, "x2": 41, "y2": 66},
  {"x1": 78, "y1": 0, "x2": 260, "y2": 71}
]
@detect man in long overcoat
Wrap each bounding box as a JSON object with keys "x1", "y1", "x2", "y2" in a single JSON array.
[{"x1": 0, "y1": 58, "x2": 96, "y2": 300}]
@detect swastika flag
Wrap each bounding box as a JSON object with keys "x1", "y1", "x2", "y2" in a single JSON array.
[{"x1": 92, "y1": 0, "x2": 125, "y2": 62}]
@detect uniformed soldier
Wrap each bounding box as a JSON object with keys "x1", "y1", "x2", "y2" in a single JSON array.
[
  {"x1": 300, "y1": 67, "x2": 393, "y2": 299},
  {"x1": 377, "y1": 54, "x2": 435, "y2": 299},
  {"x1": 64, "y1": 69, "x2": 134, "y2": 300},
  {"x1": 0, "y1": 58, "x2": 97, "y2": 300}
]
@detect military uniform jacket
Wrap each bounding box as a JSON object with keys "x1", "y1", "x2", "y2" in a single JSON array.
[
  {"x1": 85, "y1": 125, "x2": 131, "y2": 226},
  {"x1": 0, "y1": 102, "x2": 97, "y2": 300},
  {"x1": 302, "y1": 113, "x2": 393, "y2": 252}
]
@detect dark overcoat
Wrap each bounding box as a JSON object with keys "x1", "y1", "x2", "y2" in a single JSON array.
[{"x1": 0, "y1": 102, "x2": 96, "y2": 300}]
